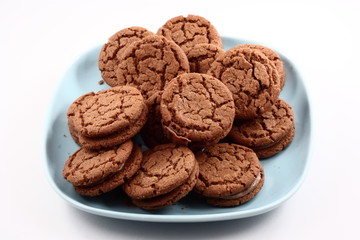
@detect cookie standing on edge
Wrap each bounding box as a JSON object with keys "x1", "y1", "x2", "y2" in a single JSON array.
[
  {"x1": 160, "y1": 73, "x2": 235, "y2": 149},
  {"x1": 208, "y1": 47, "x2": 281, "y2": 119},
  {"x1": 115, "y1": 35, "x2": 190, "y2": 100},
  {"x1": 67, "y1": 85, "x2": 148, "y2": 150},
  {"x1": 228, "y1": 99, "x2": 295, "y2": 159},
  {"x1": 99, "y1": 27, "x2": 154, "y2": 87},
  {"x1": 194, "y1": 143, "x2": 265, "y2": 207},
  {"x1": 157, "y1": 14, "x2": 222, "y2": 52},
  {"x1": 123, "y1": 144, "x2": 199, "y2": 210}
]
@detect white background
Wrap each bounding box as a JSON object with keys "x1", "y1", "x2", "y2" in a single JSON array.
[{"x1": 1, "y1": 0, "x2": 359, "y2": 239}]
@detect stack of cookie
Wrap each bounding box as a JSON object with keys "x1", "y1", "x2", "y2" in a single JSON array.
[{"x1": 62, "y1": 14, "x2": 295, "y2": 209}]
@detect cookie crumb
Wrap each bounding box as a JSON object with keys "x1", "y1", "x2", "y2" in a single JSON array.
[{"x1": 98, "y1": 80, "x2": 105, "y2": 85}]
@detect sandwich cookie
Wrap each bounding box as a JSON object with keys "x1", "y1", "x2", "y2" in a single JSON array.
[
  {"x1": 115, "y1": 35, "x2": 190, "y2": 100},
  {"x1": 160, "y1": 73, "x2": 235, "y2": 149},
  {"x1": 63, "y1": 140, "x2": 141, "y2": 196},
  {"x1": 74, "y1": 144, "x2": 143, "y2": 196},
  {"x1": 99, "y1": 26, "x2": 153, "y2": 87},
  {"x1": 123, "y1": 143, "x2": 198, "y2": 210},
  {"x1": 195, "y1": 143, "x2": 264, "y2": 207},
  {"x1": 67, "y1": 85, "x2": 148, "y2": 150},
  {"x1": 228, "y1": 99, "x2": 295, "y2": 158},
  {"x1": 235, "y1": 44, "x2": 286, "y2": 89},
  {"x1": 157, "y1": 14, "x2": 222, "y2": 52},
  {"x1": 207, "y1": 47, "x2": 281, "y2": 119}
]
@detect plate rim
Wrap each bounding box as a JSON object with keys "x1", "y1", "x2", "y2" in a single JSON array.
[{"x1": 43, "y1": 36, "x2": 313, "y2": 222}]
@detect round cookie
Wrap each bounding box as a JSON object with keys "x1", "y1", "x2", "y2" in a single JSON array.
[
  {"x1": 228, "y1": 98, "x2": 294, "y2": 148},
  {"x1": 157, "y1": 14, "x2": 222, "y2": 52},
  {"x1": 70, "y1": 86, "x2": 145, "y2": 138},
  {"x1": 67, "y1": 86, "x2": 148, "y2": 150},
  {"x1": 78, "y1": 104, "x2": 147, "y2": 150},
  {"x1": 63, "y1": 140, "x2": 134, "y2": 187},
  {"x1": 254, "y1": 125, "x2": 295, "y2": 159},
  {"x1": 99, "y1": 27, "x2": 153, "y2": 87},
  {"x1": 195, "y1": 143, "x2": 264, "y2": 207},
  {"x1": 123, "y1": 143, "x2": 197, "y2": 200},
  {"x1": 132, "y1": 161, "x2": 199, "y2": 210},
  {"x1": 160, "y1": 73, "x2": 235, "y2": 149},
  {"x1": 140, "y1": 91, "x2": 170, "y2": 148},
  {"x1": 227, "y1": 98, "x2": 295, "y2": 159},
  {"x1": 206, "y1": 168, "x2": 265, "y2": 207},
  {"x1": 74, "y1": 144, "x2": 143, "y2": 196},
  {"x1": 236, "y1": 44, "x2": 285, "y2": 89},
  {"x1": 184, "y1": 43, "x2": 224, "y2": 74},
  {"x1": 207, "y1": 47, "x2": 281, "y2": 119},
  {"x1": 115, "y1": 35, "x2": 190, "y2": 99}
]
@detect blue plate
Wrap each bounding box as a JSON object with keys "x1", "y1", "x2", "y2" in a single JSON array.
[{"x1": 44, "y1": 37, "x2": 312, "y2": 222}]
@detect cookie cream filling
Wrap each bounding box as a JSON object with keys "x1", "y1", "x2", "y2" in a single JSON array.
[{"x1": 221, "y1": 173, "x2": 262, "y2": 200}]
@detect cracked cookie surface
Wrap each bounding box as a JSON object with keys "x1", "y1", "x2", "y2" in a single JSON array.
[
  {"x1": 63, "y1": 140, "x2": 133, "y2": 187},
  {"x1": 157, "y1": 14, "x2": 222, "y2": 52},
  {"x1": 206, "y1": 167, "x2": 265, "y2": 207},
  {"x1": 74, "y1": 144, "x2": 142, "y2": 196},
  {"x1": 227, "y1": 98, "x2": 294, "y2": 148},
  {"x1": 160, "y1": 73, "x2": 235, "y2": 148},
  {"x1": 115, "y1": 35, "x2": 190, "y2": 99},
  {"x1": 99, "y1": 27, "x2": 153, "y2": 87},
  {"x1": 123, "y1": 143, "x2": 196, "y2": 199},
  {"x1": 78, "y1": 102, "x2": 148, "y2": 150},
  {"x1": 207, "y1": 47, "x2": 281, "y2": 119},
  {"x1": 254, "y1": 125, "x2": 295, "y2": 159},
  {"x1": 132, "y1": 160, "x2": 199, "y2": 210},
  {"x1": 236, "y1": 44, "x2": 285, "y2": 89},
  {"x1": 185, "y1": 43, "x2": 224, "y2": 74},
  {"x1": 194, "y1": 143, "x2": 262, "y2": 198},
  {"x1": 70, "y1": 86, "x2": 145, "y2": 138}
]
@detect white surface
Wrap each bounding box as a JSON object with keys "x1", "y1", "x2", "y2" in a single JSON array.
[{"x1": 0, "y1": 0, "x2": 359, "y2": 239}]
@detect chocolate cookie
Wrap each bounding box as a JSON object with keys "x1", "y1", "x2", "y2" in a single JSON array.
[
  {"x1": 78, "y1": 104, "x2": 147, "y2": 150},
  {"x1": 63, "y1": 140, "x2": 133, "y2": 187},
  {"x1": 74, "y1": 144, "x2": 143, "y2": 196},
  {"x1": 71, "y1": 86, "x2": 145, "y2": 138},
  {"x1": 67, "y1": 94, "x2": 90, "y2": 145},
  {"x1": 99, "y1": 27, "x2": 153, "y2": 87},
  {"x1": 254, "y1": 125, "x2": 295, "y2": 159},
  {"x1": 132, "y1": 160, "x2": 199, "y2": 210},
  {"x1": 123, "y1": 144, "x2": 197, "y2": 202},
  {"x1": 160, "y1": 73, "x2": 235, "y2": 149},
  {"x1": 185, "y1": 43, "x2": 224, "y2": 74},
  {"x1": 115, "y1": 35, "x2": 190, "y2": 99},
  {"x1": 207, "y1": 47, "x2": 281, "y2": 119},
  {"x1": 140, "y1": 91, "x2": 170, "y2": 148},
  {"x1": 227, "y1": 98, "x2": 295, "y2": 158},
  {"x1": 236, "y1": 44, "x2": 285, "y2": 89},
  {"x1": 195, "y1": 143, "x2": 264, "y2": 207},
  {"x1": 157, "y1": 14, "x2": 222, "y2": 52},
  {"x1": 67, "y1": 86, "x2": 148, "y2": 150}
]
